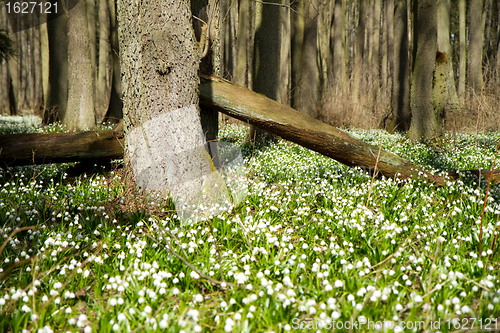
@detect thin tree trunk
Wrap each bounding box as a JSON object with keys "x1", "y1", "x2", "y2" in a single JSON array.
[
  {"x1": 386, "y1": 0, "x2": 394, "y2": 91},
  {"x1": 236, "y1": 0, "x2": 249, "y2": 87},
  {"x1": 458, "y1": 0, "x2": 466, "y2": 96},
  {"x1": 332, "y1": 0, "x2": 347, "y2": 90},
  {"x1": 371, "y1": 0, "x2": 381, "y2": 99},
  {"x1": 352, "y1": 0, "x2": 366, "y2": 105},
  {"x1": 250, "y1": 0, "x2": 281, "y2": 142},
  {"x1": 279, "y1": 0, "x2": 291, "y2": 105},
  {"x1": 408, "y1": 0, "x2": 440, "y2": 141},
  {"x1": 468, "y1": 0, "x2": 484, "y2": 93},
  {"x1": 436, "y1": 0, "x2": 459, "y2": 115},
  {"x1": 86, "y1": 0, "x2": 98, "y2": 117},
  {"x1": 381, "y1": 0, "x2": 388, "y2": 86},
  {"x1": 318, "y1": 1, "x2": 331, "y2": 96},
  {"x1": 106, "y1": 0, "x2": 122, "y2": 122},
  {"x1": 390, "y1": 0, "x2": 410, "y2": 132},
  {"x1": 291, "y1": 0, "x2": 305, "y2": 109},
  {"x1": 96, "y1": 0, "x2": 112, "y2": 123},
  {"x1": 195, "y1": 0, "x2": 221, "y2": 165},
  {"x1": 45, "y1": 6, "x2": 68, "y2": 123},
  {"x1": 0, "y1": 9, "x2": 10, "y2": 114}
]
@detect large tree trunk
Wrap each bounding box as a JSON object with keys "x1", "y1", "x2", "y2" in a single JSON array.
[
  {"x1": 408, "y1": 0, "x2": 440, "y2": 141},
  {"x1": 65, "y1": 0, "x2": 96, "y2": 130},
  {"x1": 117, "y1": 0, "x2": 228, "y2": 223}
]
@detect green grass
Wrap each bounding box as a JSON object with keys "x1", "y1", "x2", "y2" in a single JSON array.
[{"x1": 1, "y1": 119, "x2": 500, "y2": 332}]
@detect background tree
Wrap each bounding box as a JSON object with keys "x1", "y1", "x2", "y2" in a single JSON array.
[
  {"x1": 64, "y1": 0, "x2": 96, "y2": 130},
  {"x1": 408, "y1": 0, "x2": 439, "y2": 141},
  {"x1": 249, "y1": 0, "x2": 282, "y2": 142},
  {"x1": 458, "y1": 0, "x2": 466, "y2": 97},
  {"x1": 468, "y1": 0, "x2": 484, "y2": 94},
  {"x1": 389, "y1": 0, "x2": 410, "y2": 132}
]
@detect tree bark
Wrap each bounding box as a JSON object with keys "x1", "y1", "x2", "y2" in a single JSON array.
[
  {"x1": 435, "y1": 0, "x2": 459, "y2": 118},
  {"x1": 458, "y1": 0, "x2": 466, "y2": 97},
  {"x1": 194, "y1": 0, "x2": 221, "y2": 166},
  {"x1": 370, "y1": 0, "x2": 381, "y2": 100},
  {"x1": 352, "y1": 0, "x2": 366, "y2": 105},
  {"x1": 332, "y1": 0, "x2": 347, "y2": 90},
  {"x1": 293, "y1": 0, "x2": 320, "y2": 117},
  {"x1": 117, "y1": 0, "x2": 227, "y2": 218},
  {"x1": 408, "y1": 0, "x2": 440, "y2": 141},
  {"x1": 105, "y1": 0, "x2": 122, "y2": 122},
  {"x1": 468, "y1": 0, "x2": 484, "y2": 93},
  {"x1": 198, "y1": 75, "x2": 442, "y2": 184},
  {"x1": 0, "y1": 130, "x2": 123, "y2": 167},
  {"x1": 250, "y1": 0, "x2": 281, "y2": 143},
  {"x1": 236, "y1": 0, "x2": 249, "y2": 87},
  {"x1": 65, "y1": 0, "x2": 96, "y2": 130},
  {"x1": 390, "y1": 0, "x2": 410, "y2": 132},
  {"x1": 45, "y1": 4, "x2": 68, "y2": 123},
  {"x1": 96, "y1": 0, "x2": 112, "y2": 123}
]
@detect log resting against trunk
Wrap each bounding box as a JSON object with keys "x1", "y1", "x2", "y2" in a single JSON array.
[
  {"x1": 198, "y1": 75, "x2": 445, "y2": 185},
  {"x1": 0, "y1": 75, "x2": 499, "y2": 186}
]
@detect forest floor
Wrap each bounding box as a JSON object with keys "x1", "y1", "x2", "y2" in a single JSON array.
[{"x1": 1, "y1": 118, "x2": 500, "y2": 332}]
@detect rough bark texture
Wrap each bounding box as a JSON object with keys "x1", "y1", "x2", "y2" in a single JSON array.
[
  {"x1": 117, "y1": 0, "x2": 228, "y2": 222},
  {"x1": 389, "y1": 0, "x2": 410, "y2": 132},
  {"x1": 65, "y1": 0, "x2": 96, "y2": 131},
  {"x1": 408, "y1": 0, "x2": 440, "y2": 141},
  {"x1": 468, "y1": 0, "x2": 484, "y2": 93}
]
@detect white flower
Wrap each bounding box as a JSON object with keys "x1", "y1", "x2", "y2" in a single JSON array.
[{"x1": 334, "y1": 280, "x2": 343, "y2": 288}]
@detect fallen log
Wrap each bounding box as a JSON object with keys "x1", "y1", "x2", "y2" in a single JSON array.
[
  {"x1": 0, "y1": 130, "x2": 124, "y2": 167},
  {"x1": 1, "y1": 75, "x2": 499, "y2": 185},
  {"x1": 198, "y1": 75, "x2": 446, "y2": 184}
]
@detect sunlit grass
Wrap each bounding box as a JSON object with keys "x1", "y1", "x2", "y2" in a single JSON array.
[{"x1": 0, "y1": 120, "x2": 499, "y2": 332}]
